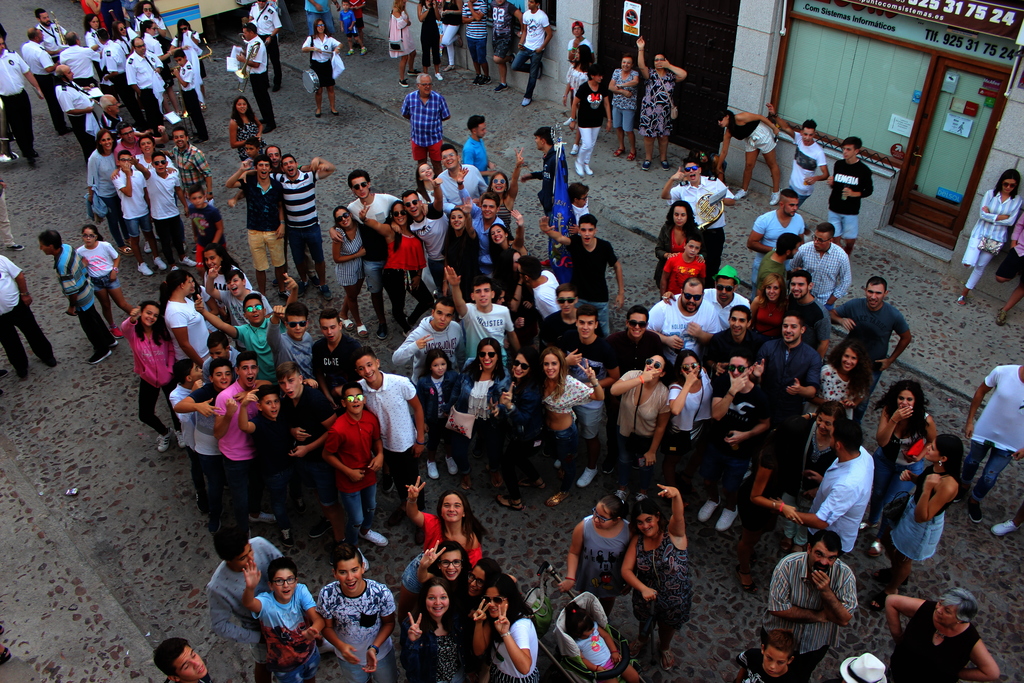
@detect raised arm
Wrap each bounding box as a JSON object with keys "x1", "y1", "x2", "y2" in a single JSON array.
[{"x1": 538, "y1": 215, "x2": 570, "y2": 245}]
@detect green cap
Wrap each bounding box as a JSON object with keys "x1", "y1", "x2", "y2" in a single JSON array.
[{"x1": 715, "y1": 264, "x2": 741, "y2": 286}]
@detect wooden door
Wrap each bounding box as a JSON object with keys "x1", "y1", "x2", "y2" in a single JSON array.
[
  {"x1": 891, "y1": 56, "x2": 1008, "y2": 247},
  {"x1": 597, "y1": 0, "x2": 739, "y2": 151}
]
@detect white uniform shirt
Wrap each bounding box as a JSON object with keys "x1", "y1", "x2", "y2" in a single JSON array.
[
  {"x1": 0, "y1": 50, "x2": 30, "y2": 96},
  {"x1": 84, "y1": 29, "x2": 101, "y2": 49},
  {"x1": 177, "y1": 62, "x2": 197, "y2": 91},
  {"x1": 142, "y1": 32, "x2": 163, "y2": 57},
  {"x1": 55, "y1": 81, "x2": 91, "y2": 113},
  {"x1": 0, "y1": 256, "x2": 24, "y2": 315},
  {"x1": 245, "y1": 36, "x2": 268, "y2": 75},
  {"x1": 36, "y1": 23, "x2": 68, "y2": 55},
  {"x1": 101, "y1": 39, "x2": 130, "y2": 76},
  {"x1": 249, "y1": 3, "x2": 283, "y2": 35},
  {"x1": 667, "y1": 176, "x2": 734, "y2": 230},
  {"x1": 59, "y1": 45, "x2": 100, "y2": 79},
  {"x1": 125, "y1": 52, "x2": 162, "y2": 91},
  {"x1": 134, "y1": 14, "x2": 167, "y2": 34},
  {"x1": 21, "y1": 41, "x2": 54, "y2": 76}
]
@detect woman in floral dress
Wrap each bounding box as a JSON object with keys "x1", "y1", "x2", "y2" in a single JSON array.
[{"x1": 635, "y1": 36, "x2": 687, "y2": 171}]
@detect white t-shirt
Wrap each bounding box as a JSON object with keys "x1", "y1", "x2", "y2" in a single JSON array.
[
  {"x1": 316, "y1": 579, "x2": 395, "y2": 667},
  {"x1": 76, "y1": 242, "x2": 119, "y2": 277},
  {"x1": 112, "y1": 168, "x2": 149, "y2": 219},
  {"x1": 462, "y1": 304, "x2": 515, "y2": 363},
  {"x1": 667, "y1": 373, "x2": 712, "y2": 431},
  {"x1": 492, "y1": 617, "x2": 538, "y2": 678},
  {"x1": 147, "y1": 169, "x2": 182, "y2": 220},
  {"x1": 667, "y1": 176, "x2": 734, "y2": 230},
  {"x1": 973, "y1": 365, "x2": 1024, "y2": 452},
  {"x1": 169, "y1": 384, "x2": 196, "y2": 449},
  {"x1": 0, "y1": 256, "x2": 22, "y2": 315},
  {"x1": 348, "y1": 193, "x2": 399, "y2": 230},
  {"x1": 522, "y1": 9, "x2": 549, "y2": 51},
  {"x1": 702, "y1": 289, "x2": 751, "y2": 330},
  {"x1": 165, "y1": 299, "x2": 211, "y2": 361},
  {"x1": 789, "y1": 137, "x2": 828, "y2": 197},
  {"x1": 566, "y1": 37, "x2": 593, "y2": 56},
  {"x1": 647, "y1": 296, "x2": 722, "y2": 364},
  {"x1": 532, "y1": 271, "x2": 559, "y2": 319}
]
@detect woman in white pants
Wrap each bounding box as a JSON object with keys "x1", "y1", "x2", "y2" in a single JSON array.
[
  {"x1": 958, "y1": 169, "x2": 1022, "y2": 304},
  {"x1": 568, "y1": 65, "x2": 611, "y2": 177},
  {"x1": 439, "y1": 0, "x2": 462, "y2": 70}
]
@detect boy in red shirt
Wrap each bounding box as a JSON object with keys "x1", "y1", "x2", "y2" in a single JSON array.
[
  {"x1": 323, "y1": 382, "x2": 388, "y2": 547},
  {"x1": 660, "y1": 230, "x2": 706, "y2": 296}
]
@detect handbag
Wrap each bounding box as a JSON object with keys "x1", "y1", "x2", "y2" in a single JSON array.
[
  {"x1": 445, "y1": 406, "x2": 476, "y2": 438},
  {"x1": 883, "y1": 490, "x2": 911, "y2": 528},
  {"x1": 979, "y1": 237, "x2": 1003, "y2": 254},
  {"x1": 670, "y1": 104, "x2": 679, "y2": 120}
]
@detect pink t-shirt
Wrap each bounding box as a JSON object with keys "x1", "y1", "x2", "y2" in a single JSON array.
[{"x1": 215, "y1": 380, "x2": 258, "y2": 461}]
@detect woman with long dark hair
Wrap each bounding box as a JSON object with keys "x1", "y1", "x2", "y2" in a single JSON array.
[
  {"x1": 662, "y1": 349, "x2": 711, "y2": 489},
  {"x1": 652, "y1": 201, "x2": 697, "y2": 289},
  {"x1": 417, "y1": 0, "x2": 443, "y2": 81},
  {"x1": 443, "y1": 206, "x2": 478, "y2": 301},
  {"x1": 449, "y1": 337, "x2": 511, "y2": 490},
  {"x1": 228, "y1": 96, "x2": 263, "y2": 161},
  {"x1": 471, "y1": 574, "x2": 539, "y2": 683},
  {"x1": 496, "y1": 346, "x2": 544, "y2": 510},
  {"x1": 301, "y1": 17, "x2": 342, "y2": 116},
  {"x1": 77, "y1": 224, "x2": 133, "y2": 336},
  {"x1": 122, "y1": 299, "x2": 180, "y2": 451},
  {"x1": 557, "y1": 494, "x2": 630, "y2": 614},
  {"x1": 331, "y1": 205, "x2": 367, "y2": 337},
  {"x1": 87, "y1": 129, "x2": 130, "y2": 254},
  {"x1": 171, "y1": 19, "x2": 205, "y2": 103},
  {"x1": 83, "y1": 13, "x2": 103, "y2": 46},
  {"x1": 812, "y1": 337, "x2": 873, "y2": 419},
  {"x1": 611, "y1": 355, "x2": 672, "y2": 502},
  {"x1": 958, "y1": 168, "x2": 1022, "y2": 304},
  {"x1": 401, "y1": 576, "x2": 467, "y2": 683},
  {"x1": 635, "y1": 36, "x2": 686, "y2": 170},
  {"x1": 487, "y1": 149, "x2": 524, "y2": 225},
  {"x1": 160, "y1": 269, "x2": 207, "y2": 366},
  {"x1": 864, "y1": 379, "x2": 937, "y2": 557},
  {"x1": 868, "y1": 435, "x2": 963, "y2": 611},
  {"x1": 363, "y1": 199, "x2": 433, "y2": 334}
]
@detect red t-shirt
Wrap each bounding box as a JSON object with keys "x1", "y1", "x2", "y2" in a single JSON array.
[
  {"x1": 324, "y1": 410, "x2": 380, "y2": 493},
  {"x1": 662, "y1": 253, "x2": 706, "y2": 294},
  {"x1": 422, "y1": 513, "x2": 483, "y2": 566}
]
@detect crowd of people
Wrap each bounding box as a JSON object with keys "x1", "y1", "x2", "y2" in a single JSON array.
[{"x1": 0, "y1": 3, "x2": 1022, "y2": 683}]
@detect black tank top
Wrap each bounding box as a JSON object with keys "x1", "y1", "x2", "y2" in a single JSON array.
[
  {"x1": 730, "y1": 119, "x2": 759, "y2": 140},
  {"x1": 890, "y1": 601, "x2": 980, "y2": 683},
  {"x1": 913, "y1": 466, "x2": 956, "y2": 515}
]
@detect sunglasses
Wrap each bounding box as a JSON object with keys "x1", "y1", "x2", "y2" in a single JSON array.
[
  {"x1": 627, "y1": 319, "x2": 648, "y2": 328},
  {"x1": 492, "y1": 178, "x2": 507, "y2": 184},
  {"x1": 403, "y1": 199, "x2": 419, "y2": 207},
  {"x1": 344, "y1": 393, "x2": 366, "y2": 402},
  {"x1": 244, "y1": 304, "x2": 264, "y2": 313},
  {"x1": 512, "y1": 360, "x2": 530, "y2": 369},
  {"x1": 682, "y1": 292, "x2": 703, "y2": 301},
  {"x1": 153, "y1": 160, "x2": 168, "y2": 165},
  {"x1": 644, "y1": 358, "x2": 663, "y2": 370},
  {"x1": 439, "y1": 559, "x2": 462, "y2": 568},
  {"x1": 681, "y1": 362, "x2": 700, "y2": 371},
  {"x1": 393, "y1": 210, "x2": 407, "y2": 216},
  {"x1": 556, "y1": 297, "x2": 577, "y2": 304},
  {"x1": 351, "y1": 181, "x2": 368, "y2": 189},
  {"x1": 287, "y1": 320, "x2": 307, "y2": 328},
  {"x1": 592, "y1": 506, "x2": 616, "y2": 523},
  {"x1": 484, "y1": 595, "x2": 506, "y2": 604},
  {"x1": 727, "y1": 364, "x2": 749, "y2": 373},
  {"x1": 478, "y1": 351, "x2": 498, "y2": 358},
  {"x1": 271, "y1": 577, "x2": 297, "y2": 586},
  {"x1": 716, "y1": 284, "x2": 734, "y2": 292},
  {"x1": 336, "y1": 213, "x2": 351, "y2": 221},
  {"x1": 683, "y1": 165, "x2": 700, "y2": 172}
]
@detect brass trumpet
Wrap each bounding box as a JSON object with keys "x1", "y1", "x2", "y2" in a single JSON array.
[
  {"x1": 236, "y1": 38, "x2": 259, "y2": 92},
  {"x1": 695, "y1": 189, "x2": 727, "y2": 230}
]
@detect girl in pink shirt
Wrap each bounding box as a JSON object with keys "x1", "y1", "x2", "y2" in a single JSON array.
[{"x1": 121, "y1": 301, "x2": 180, "y2": 452}]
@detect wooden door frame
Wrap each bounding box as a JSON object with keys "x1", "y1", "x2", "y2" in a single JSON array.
[{"x1": 890, "y1": 55, "x2": 1010, "y2": 245}]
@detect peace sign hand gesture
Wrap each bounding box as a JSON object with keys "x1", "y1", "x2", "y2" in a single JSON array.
[
  {"x1": 471, "y1": 597, "x2": 489, "y2": 622},
  {"x1": 420, "y1": 540, "x2": 442, "y2": 569},
  {"x1": 407, "y1": 613, "x2": 424, "y2": 642},
  {"x1": 406, "y1": 476, "x2": 426, "y2": 503},
  {"x1": 494, "y1": 600, "x2": 511, "y2": 635}
]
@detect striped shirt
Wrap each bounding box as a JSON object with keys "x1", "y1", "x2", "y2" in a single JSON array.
[
  {"x1": 54, "y1": 244, "x2": 95, "y2": 311},
  {"x1": 274, "y1": 171, "x2": 319, "y2": 229},
  {"x1": 761, "y1": 552, "x2": 857, "y2": 654},
  {"x1": 464, "y1": 0, "x2": 490, "y2": 40}
]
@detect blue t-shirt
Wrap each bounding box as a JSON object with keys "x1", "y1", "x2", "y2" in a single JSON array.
[
  {"x1": 340, "y1": 9, "x2": 356, "y2": 33},
  {"x1": 751, "y1": 210, "x2": 805, "y2": 249},
  {"x1": 462, "y1": 137, "x2": 488, "y2": 174},
  {"x1": 252, "y1": 583, "x2": 317, "y2": 672},
  {"x1": 188, "y1": 203, "x2": 225, "y2": 247}
]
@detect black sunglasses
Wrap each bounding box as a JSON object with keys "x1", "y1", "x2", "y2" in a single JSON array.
[
  {"x1": 512, "y1": 360, "x2": 530, "y2": 369},
  {"x1": 350, "y1": 181, "x2": 368, "y2": 189},
  {"x1": 556, "y1": 297, "x2": 577, "y2": 304},
  {"x1": 478, "y1": 351, "x2": 497, "y2": 358},
  {"x1": 682, "y1": 292, "x2": 703, "y2": 301},
  {"x1": 393, "y1": 210, "x2": 407, "y2": 216},
  {"x1": 287, "y1": 320, "x2": 307, "y2": 328},
  {"x1": 716, "y1": 284, "x2": 734, "y2": 292},
  {"x1": 727, "y1": 364, "x2": 749, "y2": 373},
  {"x1": 644, "y1": 358, "x2": 663, "y2": 370},
  {"x1": 627, "y1": 319, "x2": 648, "y2": 328}
]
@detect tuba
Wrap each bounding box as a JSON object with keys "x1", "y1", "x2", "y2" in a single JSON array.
[
  {"x1": 235, "y1": 38, "x2": 259, "y2": 92},
  {"x1": 695, "y1": 188, "x2": 727, "y2": 230}
]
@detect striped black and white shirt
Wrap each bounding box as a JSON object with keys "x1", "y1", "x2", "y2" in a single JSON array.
[{"x1": 274, "y1": 171, "x2": 319, "y2": 229}]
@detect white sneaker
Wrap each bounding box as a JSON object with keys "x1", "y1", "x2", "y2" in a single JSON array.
[
  {"x1": 697, "y1": 499, "x2": 720, "y2": 522},
  {"x1": 992, "y1": 519, "x2": 1021, "y2": 536},
  {"x1": 153, "y1": 256, "x2": 168, "y2": 270},
  {"x1": 180, "y1": 256, "x2": 198, "y2": 267},
  {"x1": 553, "y1": 459, "x2": 562, "y2": 470},
  {"x1": 570, "y1": 143, "x2": 579, "y2": 155},
  {"x1": 427, "y1": 460, "x2": 439, "y2": 480},
  {"x1": 769, "y1": 191, "x2": 781, "y2": 206},
  {"x1": 733, "y1": 189, "x2": 748, "y2": 200},
  {"x1": 584, "y1": 164, "x2": 594, "y2": 176},
  {"x1": 434, "y1": 72, "x2": 443, "y2": 81},
  {"x1": 156, "y1": 432, "x2": 172, "y2": 453},
  {"x1": 614, "y1": 488, "x2": 628, "y2": 502},
  {"x1": 521, "y1": 97, "x2": 531, "y2": 106},
  {"x1": 574, "y1": 161, "x2": 584, "y2": 176},
  {"x1": 248, "y1": 511, "x2": 277, "y2": 524},
  {"x1": 144, "y1": 242, "x2": 152, "y2": 254},
  {"x1": 634, "y1": 492, "x2": 648, "y2": 502},
  {"x1": 445, "y1": 455, "x2": 458, "y2": 475},
  {"x1": 715, "y1": 507, "x2": 739, "y2": 531},
  {"x1": 138, "y1": 262, "x2": 154, "y2": 276},
  {"x1": 360, "y1": 529, "x2": 389, "y2": 546},
  {"x1": 576, "y1": 467, "x2": 598, "y2": 488},
  {"x1": 175, "y1": 429, "x2": 186, "y2": 448}
]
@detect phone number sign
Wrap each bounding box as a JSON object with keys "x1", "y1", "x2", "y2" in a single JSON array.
[{"x1": 829, "y1": 0, "x2": 1022, "y2": 39}]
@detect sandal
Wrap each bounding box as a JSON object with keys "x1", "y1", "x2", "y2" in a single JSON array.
[
  {"x1": 545, "y1": 491, "x2": 570, "y2": 507},
  {"x1": 872, "y1": 567, "x2": 909, "y2": 586},
  {"x1": 867, "y1": 540, "x2": 883, "y2": 557},
  {"x1": 442, "y1": 65, "x2": 456, "y2": 72},
  {"x1": 628, "y1": 639, "x2": 647, "y2": 657},
  {"x1": 659, "y1": 649, "x2": 678, "y2": 671},
  {"x1": 867, "y1": 590, "x2": 890, "y2": 612},
  {"x1": 613, "y1": 147, "x2": 625, "y2": 157},
  {"x1": 460, "y1": 474, "x2": 472, "y2": 490},
  {"x1": 118, "y1": 246, "x2": 133, "y2": 255},
  {"x1": 490, "y1": 471, "x2": 504, "y2": 488},
  {"x1": 341, "y1": 318, "x2": 355, "y2": 331},
  {"x1": 356, "y1": 324, "x2": 369, "y2": 338},
  {"x1": 735, "y1": 565, "x2": 758, "y2": 593},
  {"x1": 518, "y1": 477, "x2": 546, "y2": 490},
  {"x1": 626, "y1": 150, "x2": 636, "y2": 162},
  {"x1": 495, "y1": 494, "x2": 524, "y2": 511}
]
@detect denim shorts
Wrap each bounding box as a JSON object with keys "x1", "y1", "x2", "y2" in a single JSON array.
[
  {"x1": 124, "y1": 214, "x2": 153, "y2": 238},
  {"x1": 699, "y1": 442, "x2": 751, "y2": 493},
  {"x1": 363, "y1": 259, "x2": 384, "y2": 294},
  {"x1": 466, "y1": 37, "x2": 487, "y2": 64},
  {"x1": 612, "y1": 106, "x2": 636, "y2": 132},
  {"x1": 301, "y1": 459, "x2": 339, "y2": 506},
  {"x1": 401, "y1": 552, "x2": 425, "y2": 592},
  {"x1": 273, "y1": 645, "x2": 320, "y2": 683},
  {"x1": 90, "y1": 272, "x2": 121, "y2": 290},
  {"x1": 573, "y1": 402, "x2": 604, "y2": 440},
  {"x1": 828, "y1": 210, "x2": 859, "y2": 239},
  {"x1": 287, "y1": 224, "x2": 326, "y2": 266}
]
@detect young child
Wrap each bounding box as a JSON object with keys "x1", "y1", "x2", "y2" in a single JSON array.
[
  {"x1": 202, "y1": 331, "x2": 239, "y2": 382},
  {"x1": 323, "y1": 382, "x2": 388, "y2": 546},
  {"x1": 242, "y1": 556, "x2": 325, "y2": 683},
  {"x1": 168, "y1": 358, "x2": 209, "y2": 513},
  {"x1": 153, "y1": 637, "x2": 213, "y2": 683},
  {"x1": 269, "y1": 300, "x2": 315, "y2": 380},
  {"x1": 317, "y1": 543, "x2": 397, "y2": 682},
  {"x1": 237, "y1": 385, "x2": 298, "y2": 548},
  {"x1": 735, "y1": 629, "x2": 798, "y2": 683},
  {"x1": 660, "y1": 231, "x2": 706, "y2": 296},
  {"x1": 563, "y1": 604, "x2": 640, "y2": 683},
  {"x1": 187, "y1": 184, "x2": 224, "y2": 270},
  {"x1": 415, "y1": 348, "x2": 458, "y2": 479},
  {"x1": 78, "y1": 224, "x2": 133, "y2": 337},
  {"x1": 171, "y1": 50, "x2": 208, "y2": 141},
  {"x1": 340, "y1": 0, "x2": 359, "y2": 54},
  {"x1": 346, "y1": 0, "x2": 367, "y2": 54},
  {"x1": 200, "y1": 284, "x2": 297, "y2": 381}
]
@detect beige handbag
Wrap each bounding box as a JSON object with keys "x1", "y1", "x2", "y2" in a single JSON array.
[{"x1": 445, "y1": 407, "x2": 476, "y2": 438}]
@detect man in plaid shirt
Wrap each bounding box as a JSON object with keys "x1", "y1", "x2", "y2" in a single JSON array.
[
  {"x1": 37, "y1": 229, "x2": 117, "y2": 364},
  {"x1": 169, "y1": 126, "x2": 215, "y2": 201},
  {"x1": 401, "y1": 74, "x2": 450, "y2": 176}
]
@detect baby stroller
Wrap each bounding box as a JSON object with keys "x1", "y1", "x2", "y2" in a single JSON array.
[{"x1": 527, "y1": 562, "x2": 651, "y2": 683}]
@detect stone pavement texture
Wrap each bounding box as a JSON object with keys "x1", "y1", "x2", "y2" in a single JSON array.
[{"x1": 0, "y1": 2, "x2": 1021, "y2": 681}]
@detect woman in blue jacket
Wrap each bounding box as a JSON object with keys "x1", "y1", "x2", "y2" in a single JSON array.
[
  {"x1": 449, "y1": 337, "x2": 511, "y2": 490},
  {"x1": 496, "y1": 346, "x2": 544, "y2": 510},
  {"x1": 401, "y1": 576, "x2": 467, "y2": 683}
]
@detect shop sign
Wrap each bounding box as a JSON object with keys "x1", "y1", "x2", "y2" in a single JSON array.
[{"x1": 828, "y1": 0, "x2": 1021, "y2": 40}]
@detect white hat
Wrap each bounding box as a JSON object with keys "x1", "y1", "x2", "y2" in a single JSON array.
[{"x1": 840, "y1": 653, "x2": 887, "y2": 683}]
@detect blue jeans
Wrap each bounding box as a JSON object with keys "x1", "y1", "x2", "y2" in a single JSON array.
[
  {"x1": 467, "y1": 37, "x2": 487, "y2": 64},
  {"x1": 306, "y1": 10, "x2": 335, "y2": 35},
  {"x1": 264, "y1": 467, "x2": 295, "y2": 532},
  {"x1": 427, "y1": 258, "x2": 445, "y2": 294},
  {"x1": 578, "y1": 299, "x2": 609, "y2": 336},
  {"x1": 97, "y1": 194, "x2": 128, "y2": 248},
  {"x1": 789, "y1": 186, "x2": 811, "y2": 208},
  {"x1": 223, "y1": 457, "x2": 261, "y2": 532},
  {"x1": 962, "y1": 440, "x2": 1016, "y2": 500},
  {"x1": 450, "y1": 418, "x2": 504, "y2": 474},
  {"x1": 198, "y1": 452, "x2": 225, "y2": 532},
  {"x1": 339, "y1": 485, "x2": 378, "y2": 544},
  {"x1": 867, "y1": 448, "x2": 924, "y2": 532},
  {"x1": 335, "y1": 648, "x2": 398, "y2": 683},
  {"x1": 274, "y1": 645, "x2": 320, "y2": 683},
  {"x1": 124, "y1": 213, "x2": 153, "y2": 239},
  {"x1": 287, "y1": 224, "x2": 325, "y2": 267},
  {"x1": 853, "y1": 369, "x2": 883, "y2": 423},
  {"x1": 550, "y1": 423, "x2": 580, "y2": 493},
  {"x1": 617, "y1": 431, "x2": 654, "y2": 491},
  {"x1": 511, "y1": 47, "x2": 544, "y2": 99}
]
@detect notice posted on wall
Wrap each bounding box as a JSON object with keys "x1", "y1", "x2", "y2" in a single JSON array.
[
  {"x1": 943, "y1": 112, "x2": 973, "y2": 138},
  {"x1": 622, "y1": 1, "x2": 640, "y2": 35}
]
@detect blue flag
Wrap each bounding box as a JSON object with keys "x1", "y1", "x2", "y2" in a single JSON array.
[{"x1": 548, "y1": 143, "x2": 574, "y2": 284}]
